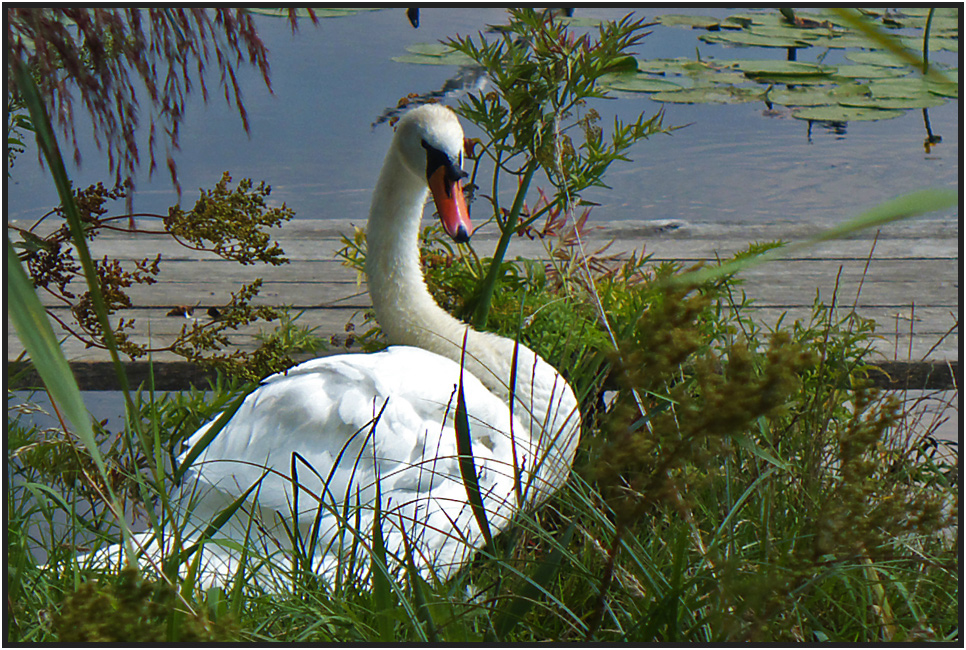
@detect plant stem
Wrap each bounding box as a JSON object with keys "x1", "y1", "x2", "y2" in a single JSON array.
[
  {"x1": 472, "y1": 160, "x2": 538, "y2": 329},
  {"x1": 922, "y1": 8, "x2": 934, "y2": 75}
]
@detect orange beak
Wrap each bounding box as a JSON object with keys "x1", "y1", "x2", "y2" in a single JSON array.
[{"x1": 428, "y1": 166, "x2": 472, "y2": 243}]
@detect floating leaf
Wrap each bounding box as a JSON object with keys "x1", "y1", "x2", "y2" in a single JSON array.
[
  {"x1": 927, "y1": 81, "x2": 959, "y2": 98},
  {"x1": 868, "y1": 77, "x2": 932, "y2": 98},
  {"x1": 766, "y1": 88, "x2": 836, "y2": 107},
  {"x1": 898, "y1": 35, "x2": 959, "y2": 52},
  {"x1": 634, "y1": 57, "x2": 696, "y2": 74},
  {"x1": 651, "y1": 86, "x2": 763, "y2": 104},
  {"x1": 701, "y1": 30, "x2": 811, "y2": 49},
  {"x1": 868, "y1": 76, "x2": 958, "y2": 100},
  {"x1": 405, "y1": 42, "x2": 459, "y2": 57},
  {"x1": 656, "y1": 14, "x2": 724, "y2": 29},
  {"x1": 246, "y1": 8, "x2": 380, "y2": 19},
  {"x1": 604, "y1": 55, "x2": 640, "y2": 73},
  {"x1": 839, "y1": 95, "x2": 946, "y2": 109},
  {"x1": 752, "y1": 74, "x2": 838, "y2": 86},
  {"x1": 599, "y1": 73, "x2": 684, "y2": 93},
  {"x1": 725, "y1": 11, "x2": 836, "y2": 28},
  {"x1": 721, "y1": 59, "x2": 836, "y2": 77},
  {"x1": 845, "y1": 50, "x2": 913, "y2": 68},
  {"x1": 694, "y1": 71, "x2": 751, "y2": 86},
  {"x1": 889, "y1": 9, "x2": 961, "y2": 32},
  {"x1": 555, "y1": 16, "x2": 605, "y2": 28},
  {"x1": 792, "y1": 105, "x2": 904, "y2": 122},
  {"x1": 829, "y1": 82, "x2": 873, "y2": 97},
  {"x1": 748, "y1": 25, "x2": 827, "y2": 41},
  {"x1": 830, "y1": 64, "x2": 909, "y2": 79},
  {"x1": 393, "y1": 43, "x2": 476, "y2": 66},
  {"x1": 810, "y1": 33, "x2": 891, "y2": 49}
]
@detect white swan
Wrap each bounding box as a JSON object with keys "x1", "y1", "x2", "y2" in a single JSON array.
[{"x1": 77, "y1": 104, "x2": 581, "y2": 589}]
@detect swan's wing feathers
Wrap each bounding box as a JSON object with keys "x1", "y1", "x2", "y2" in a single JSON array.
[{"x1": 180, "y1": 348, "x2": 526, "y2": 527}]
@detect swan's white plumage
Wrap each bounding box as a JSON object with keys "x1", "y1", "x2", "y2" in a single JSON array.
[{"x1": 76, "y1": 104, "x2": 581, "y2": 589}]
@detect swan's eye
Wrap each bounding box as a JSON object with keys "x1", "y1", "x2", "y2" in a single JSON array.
[{"x1": 422, "y1": 140, "x2": 467, "y2": 183}]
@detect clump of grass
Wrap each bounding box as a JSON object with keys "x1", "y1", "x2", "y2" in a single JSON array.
[
  {"x1": 51, "y1": 568, "x2": 238, "y2": 642},
  {"x1": 8, "y1": 238, "x2": 958, "y2": 643},
  {"x1": 7, "y1": 7, "x2": 958, "y2": 645}
]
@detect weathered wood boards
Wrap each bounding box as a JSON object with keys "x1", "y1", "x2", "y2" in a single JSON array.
[{"x1": 7, "y1": 216, "x2": 959, "y2": 389}]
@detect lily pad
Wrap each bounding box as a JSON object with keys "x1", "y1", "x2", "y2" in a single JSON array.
[
  {"x1": 766, "y1": 88, "x2": 837, "y2": 107},
  {"x1": 695, "y1": 71, "x2": 751, "y2": 86},
  {"x1": 845, "y1": 50, "x2": 913, "y2": 68},
  {"x1": 792, "y1": 105, "x2": 904, "y2": 122},
  {"x1": 927, "y1": 81, "x2": 959, "y2": 98},
  {"x1": 404, "y1": 43, "x2": 460, "y2": 57},
  {"x1": 656, "y1": 14, "x2": 725, "y2": 29},
  {"x1": 700, "y1": 30, "x2": 811, "y2": 49},
  {"x1": 839, "y1": 95, "x2": 947, "y2": 110},
  {"x1": 393, "y1": 43, "x2": 476, "y2": 66},
  {"x1": 752, "y1": 75, "x2": 839, "y2": 86},
  {"x1": 868, "y1": 77, "x2": 933, "y2": 98},
  {"x1": 899, "y1": 35, "x2": 959, "y2": 52},
  {"x1": 884, "y1": 7, "x2": 961, "y2": 31},
  {"x1": 829, "y1": 82, "x2": 873, "y2": 97},
  {"x1": 721, "y1": 60, "x2": 835, "y2": 78},
  {"x1": 599, "y1": 73, "x2": 684, "y2": 93},
  {"x1": 247, "y1": 8, "x2": 380, "y2": 19},
  {"x1": 650, "y1": 86, "x2": 763, "y2": 104},
  {"x1": 831, "y1": 64, "x2": 909, "y2": 79},
  {"x1": 725, "y1": 12, "x2": 835, "y2": 28},
  {"x1": 809, "y1": 34, "x2": 890, "y2": 49},
  {"x1": 555, "y1": 16, "x2": 605, "y2": 28},
  {"x1": 634, "y1": 57, "x2": 697, "y2": 74},
  {"x1": 747, "y1": 25, "x2": 827, "y2": 41}
]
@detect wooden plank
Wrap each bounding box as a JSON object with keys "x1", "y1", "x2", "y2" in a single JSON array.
[
  {"x1": 26, "y1": 256, "x2": 956, "y2": 306},
  {"x1": 8, "y1": 304, "x2": 956, "y2": 364},
  {"x1": 9, "y1": 217, "x2": 958, "y2": 366},
  {"x1": 81, "y1": 235, "x2": 959, "y2": 263},
  {"x1": 8, "y1": 359, "x2": 961, "y2": 392}
]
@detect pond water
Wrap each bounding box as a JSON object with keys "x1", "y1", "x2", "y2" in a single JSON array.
[{"x1": 6, "y1": 7, "x2": 960, "y2": 230}]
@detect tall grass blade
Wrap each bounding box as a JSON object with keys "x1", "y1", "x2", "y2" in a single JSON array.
[
  {"x1": 11, "y1": 56, "x2": 134, "y2": 402},
  {"x1": 175, "y1": 473, "x2": 266, "y2": 566},
  {"x1": 493, "y1": 521, "x2": 575, "y2": 640},
  {"x1": 7, "y1": 244, "x2": 99, "y2": 473},
  {"x1": 454, "y1": 341, "x2": 493, "y2": 548},
  {"x1": 7, "y1": 239, "x2": 136, "y2": 553},
  {"x1": 401, "y1": 530, "x2": 439, "y2": 642},
  {"x1": 369, "y1": 451, "x2": 395, "y2": 643}
]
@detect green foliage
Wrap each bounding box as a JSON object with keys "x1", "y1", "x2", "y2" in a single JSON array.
[
  {"x1": 7, "y1": 7, "x2": 958, "y2": 645},
  {"x1": 51, "y1": 568, "x2": 237, "y2": 642},
  {"x1": 444, "y1": 8, "x2": 671, "y2": 327},
  {"x1": 8, "y1": 173, "x2": 304, "y2": 380},
  {"x1": 166, "y1": 172, "x2": 292, "y2": 267}
]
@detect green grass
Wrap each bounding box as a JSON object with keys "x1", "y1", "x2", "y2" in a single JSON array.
[
  {"x1": 6, "y1": 8, "x2": 957, "y2": 642},
  {"x1": 7, "y1": 259, "x2": 959, "y2": 642}
]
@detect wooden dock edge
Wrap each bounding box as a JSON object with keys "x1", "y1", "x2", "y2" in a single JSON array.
[{"x1": 7, "y1": 359, "x2": 960, "y2": 393}]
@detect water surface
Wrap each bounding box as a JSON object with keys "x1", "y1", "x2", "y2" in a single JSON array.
[{"x1": 7, "y1": 8, "x2": 959, "y2": 229}]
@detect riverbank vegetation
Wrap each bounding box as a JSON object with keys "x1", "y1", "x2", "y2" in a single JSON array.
[{"x1": 7, "y1": 8, "x2": 958, "y2": 643}]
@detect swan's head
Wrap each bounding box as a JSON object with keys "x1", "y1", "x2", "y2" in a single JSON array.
[{"x1": 394, "y1": 104, "x2": 472, "y2": 243}]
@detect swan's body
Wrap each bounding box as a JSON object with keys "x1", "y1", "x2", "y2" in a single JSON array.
[{"x1": 78, "y1": 104, "x2": 580, "y2": 588}]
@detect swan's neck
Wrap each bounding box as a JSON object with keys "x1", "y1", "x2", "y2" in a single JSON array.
[
  {"x1": 365, "y1": 146, "x2": 506, "y2": 391},
  {"x1": 365, "y1": 141, "x2": 581, "y2": 495}
]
